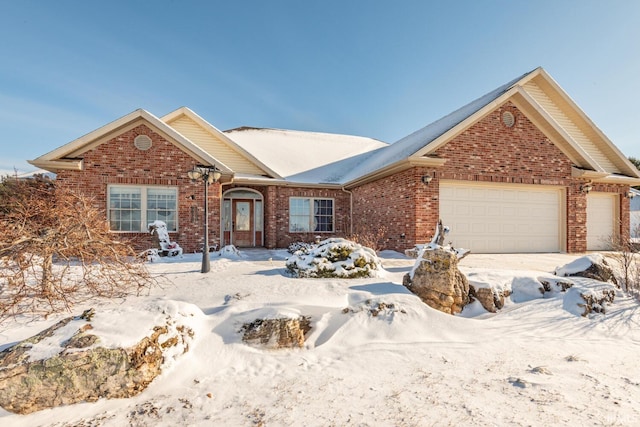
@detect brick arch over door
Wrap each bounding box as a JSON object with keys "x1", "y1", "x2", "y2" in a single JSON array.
[{"x1": 222, "y1": 188, "x2": 264, "y2": 247}]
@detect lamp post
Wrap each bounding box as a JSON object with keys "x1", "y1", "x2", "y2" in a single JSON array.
[{"x1": 188, "y1": 166, "x2": 222, "y2": 273}]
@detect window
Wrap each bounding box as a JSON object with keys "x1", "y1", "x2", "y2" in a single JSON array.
[
  {"x1": 289, "y1": 197, "x2": 334, "y2": 232},
  {"x1": 108, "y1": 186, "x2": 177, "y2": 232}
]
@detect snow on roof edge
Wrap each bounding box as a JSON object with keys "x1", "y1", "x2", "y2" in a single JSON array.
[{"x1": 338, "y1": 69, "x2": 537, "y2": 183}]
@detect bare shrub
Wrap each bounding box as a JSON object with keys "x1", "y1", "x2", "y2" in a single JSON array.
[
  {"x1": 348, "y1": 225, "x2": 388, "y2": 252},
  {"x1": 607, "y1": 223, "x2": 640, "y2": 299},
  {"x1": 0, "y1": 177, "x2": 155, "y2": 323}
]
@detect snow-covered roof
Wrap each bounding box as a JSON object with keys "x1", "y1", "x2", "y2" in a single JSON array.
[
  {"x1": 224, "y1": 71, "x2": 526, "y2": 185},
  {"x1": 28, "y1": 68, "x2": 640, "y2": 187},
  {"x1": 224, "y1": 127, "x2": 388, "y2": 181},
  {"x1": 338, "y1": 71, "x2": 533, "y2": 184}
]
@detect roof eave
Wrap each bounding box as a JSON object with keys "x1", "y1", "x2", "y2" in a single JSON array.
[
  {"x1": 533, "y1": 69, "x2": 640, "y2": 178},
  {"x1": 345, "y1": 157, "x2": 447, "y2": 189},
  {"x1": 514, "y1": 88, "x2": 604, "y2": 172},
  {"x1": 592, "y1": 175, "x2": 640, "y2": 185},
  {"x1": 27, "y1": 159, "x2": 84, "y2": 173},
  {"x1": 230, "y1": 174, "x2": 344, "y2": 189}
]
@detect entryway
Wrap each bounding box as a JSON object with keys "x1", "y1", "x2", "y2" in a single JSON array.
[{"x1": 222, "y1": 188, "x2": 264, "y2": 247}]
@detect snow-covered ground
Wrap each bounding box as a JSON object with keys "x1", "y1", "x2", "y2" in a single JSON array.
[{"x1": 2, "y1": 250, "x2": 640, "y2": 426}]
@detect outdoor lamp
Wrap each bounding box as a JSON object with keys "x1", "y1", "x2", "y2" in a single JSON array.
[
  {"x1": 580, "y1": 182, "x2": 593, "y2": 194},
  {"x1": 188, "y1": 166, "x2": 221, "y2": 273}
]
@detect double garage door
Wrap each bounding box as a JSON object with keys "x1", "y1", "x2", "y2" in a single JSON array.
[
  {"x1": 440, "y1": 181, "x2": 562, "y2": 253},
  {"x1": 440, "y1": 181, "x2": 617, "y2": 253}
]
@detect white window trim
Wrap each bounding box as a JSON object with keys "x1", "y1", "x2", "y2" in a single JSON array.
[
  {"x1": 289, "y1": 197, "x2": 335, "y2": 233},
  {"x1": 107, "y1": 184, "x2": 179, "y2": 233}
]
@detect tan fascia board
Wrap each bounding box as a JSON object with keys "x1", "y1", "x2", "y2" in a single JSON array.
[
  {"x1": 511, "y1": 88, "x2": 603, "y2": 171},
  {"x1": 533, "y1": 69, "x2": 640, "y2": 178},
  {"x1": 571, "y1": 167, "x2": 640, "y2": 185},
  {"x1": 510, "y1": 96, "x2": 582, "y2": 166},
  {"x1": 162, "y1": 107, "x2": 283, "y2": 179},
  {"x1": 344, "y1": 157, "x2": 447, "y2": 189},
  {"x1": 27, "y1": 158, "x2": 83, "y2": 172},
  {"x1": 595, "y1": 175, "x2": 640, "y2": 185},
  {"x1": 571, "y1": 167, "x2": 609, "y2": 179},
  {"x1": 230, "y1": 175, "x2": 345, "y2": 189}
]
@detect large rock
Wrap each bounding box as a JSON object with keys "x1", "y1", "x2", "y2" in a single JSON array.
[
  {"x1": 470, "y1": 286, "x2": 510, "y2": 313},
  {"x1": 563, "y1": 284, "x2": 617, "y2": 316},
  {"x1": 555, "y1": 254, "x2": 618, "y2": 286},
  {"x1": 242, "y1": 317, "x2": 311, "y2": 349},
  {"x1": 0, "y1": 306, "x2": 195, "y2": 414},
  {"x1": 402, "y1": 248, "x2": 470, "y2": 314}
]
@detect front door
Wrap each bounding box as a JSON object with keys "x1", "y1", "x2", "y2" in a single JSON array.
[{"x1": 232, "y1": 200, "x2": 253, "y2": 247}]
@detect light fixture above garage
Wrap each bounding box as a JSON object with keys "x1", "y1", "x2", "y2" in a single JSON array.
[
  {"x1": 421, "y1": 174, "x2": 433, "y2": 185},
  {"x1": 580, "y1": 181, "x2": 593, "y2": 194}
]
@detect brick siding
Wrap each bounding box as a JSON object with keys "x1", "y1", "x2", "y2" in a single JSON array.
[
  {"x1": 351, "y1": 102, "x2": 631, "y2": 253},
  {"x1": 260, "y1": 185, "x2": 350, "y2": 249},
  {"x1": 54, "y1": 107, "x2": 631, "y2": 254},
  {"x1": 56, "y1": 124, "x2": 222, "y2": 253}
]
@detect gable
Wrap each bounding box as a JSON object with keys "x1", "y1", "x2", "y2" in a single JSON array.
[
  {"x1": 343, "y1": 67, "x2": 639, "y2": 187},
  {"x1": 164, "y1": 114, "x2": 271, "y2": 177},
  {"x1": 521, "y1": 77, "x2": 620, "y2": 173},
  {"x1": 434, "y1": 102, "x2": 573, "y2": 181},
  {"x1": 29, "y1": 109, "x2": 233, "y2": 175}
]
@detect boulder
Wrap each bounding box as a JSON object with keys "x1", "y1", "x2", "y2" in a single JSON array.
[
  {"x1": 242, "y1": 316, "x2": 311, "y2": 349},
  {"x1": 563, "y1": 285, "x2": 617, "y2": 317},
  {"x1": 0, "y1": 307, "x2": 194, "y2": 414},
  {"x1": 470, "y1": 286, "x2": 511, "y2": 313},
  {"x1": 402, "y1": 247, "x2": 470, "y2": 314},
  {"x1": 555, "y1": 254, "x2": 618, "y2": 286}
]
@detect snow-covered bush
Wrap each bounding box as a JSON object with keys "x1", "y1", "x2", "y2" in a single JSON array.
[
  {"x1": 287, "y1": 241, "x2": 315, "y2": 255},
  {"x1": 285, "y1": 238, "x2": 382, "y2": 278}
]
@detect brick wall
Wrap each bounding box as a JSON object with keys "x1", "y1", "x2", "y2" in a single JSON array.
[
  {"x1": 53, "y1": 109, "x2": 631, "y2": 254},
  {"x1": 261, "y1": 185, "x2": 351, "y2": 248},
  {"x1": 56, "y1": 124, "x2": 221, "y2": 253},
  {"x1": 351, "y1": 167, "x2": 438, "y2": 250},
  {"x1": 351, "y1": 102, "x2": 631, "y2": 253}
]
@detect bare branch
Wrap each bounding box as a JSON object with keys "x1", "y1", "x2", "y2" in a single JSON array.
[{"x1": 0, "y1": 178, "x2": 156, "y2": 324}]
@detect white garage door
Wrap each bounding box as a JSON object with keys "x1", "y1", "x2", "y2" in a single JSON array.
[
  {"x1": 586, "y1": 192, "x2": 616, "y2": 251},
  {"x1": 440, "y1": 181, "x2": 562, "y2": 253}
]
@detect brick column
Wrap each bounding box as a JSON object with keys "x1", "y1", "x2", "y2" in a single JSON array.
[
  {"x1": 264, "y1": 186, "x2": 278, "y2": 248},
  {"x1": 567, "y1": 181, "x2": 587, "y2": 253}
]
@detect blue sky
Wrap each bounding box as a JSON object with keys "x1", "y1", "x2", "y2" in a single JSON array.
[{"x1": 1, "y1": 0, "x2": 639, "y2": 175}]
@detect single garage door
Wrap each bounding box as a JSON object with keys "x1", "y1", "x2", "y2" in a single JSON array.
[
  {"x1": 586, "y1": 192, "x2": 616, "y2": 251},
  {"x1": 440, "y1": 181, "x2": 562, "y2": 253}
]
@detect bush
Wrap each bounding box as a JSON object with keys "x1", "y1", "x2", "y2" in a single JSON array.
[
  {"x1": 287, "y1": 241, "x2": 315, "y2": 255},
  {"x1": 285, "y1": 238, "x2": 382, "y2": 278}
]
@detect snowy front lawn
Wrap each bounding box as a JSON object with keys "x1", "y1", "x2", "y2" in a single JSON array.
[{"x1": 1, "y1": 250, "x2": 640, "y2": 426}]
